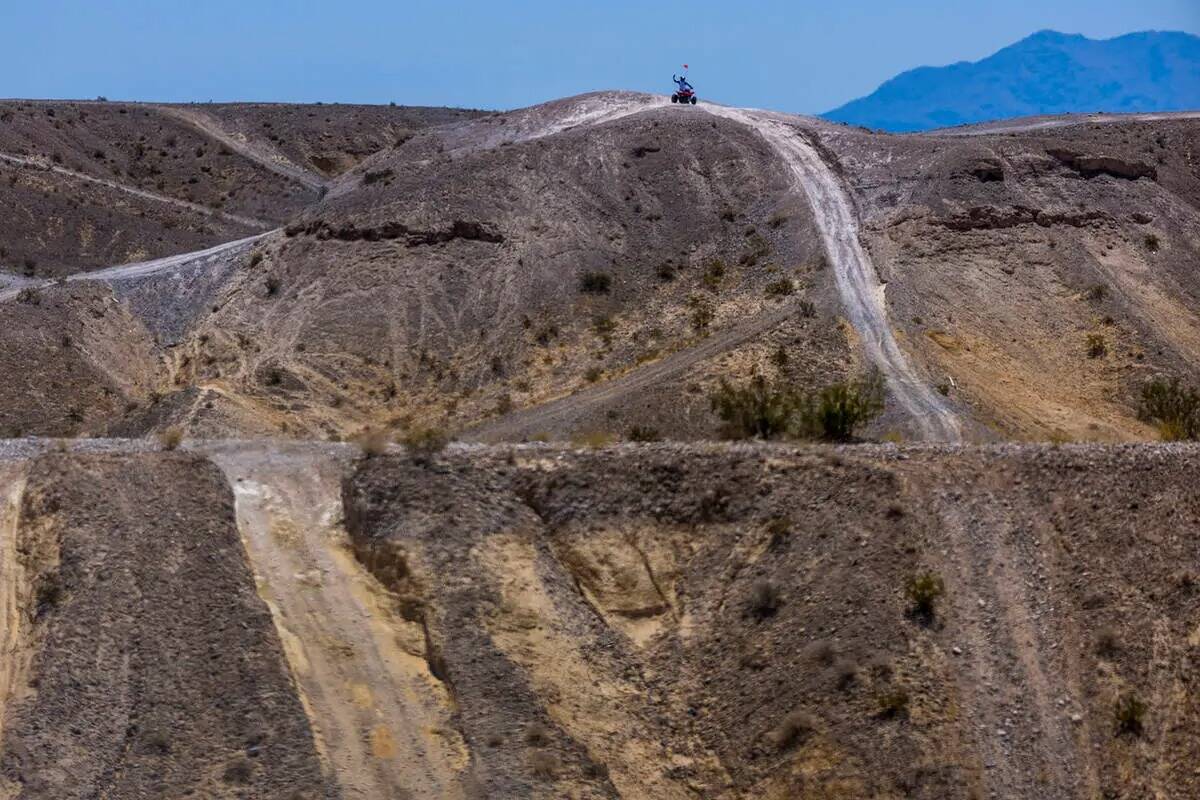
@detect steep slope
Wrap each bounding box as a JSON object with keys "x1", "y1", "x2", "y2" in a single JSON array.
[
  {"x1": 816, "y1": 113, "x2": 1200, "y2": 440},
  {"x1": 0, "y1": 100, "x2": 477, "y2": 276},
  {"x1": 825, "y1": 30, "x2": 1200, "y2": 132},
  {"x1": 343, "y1": 442, "x2": 1200, "y2": 799},
  {"x1": 0, "y1": 451, "x2": 335, "y2": 799}
]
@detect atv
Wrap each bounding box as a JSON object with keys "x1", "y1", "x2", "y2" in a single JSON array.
[{"x1": 671, "y1": 89, "x2": 698, "y2": 105}]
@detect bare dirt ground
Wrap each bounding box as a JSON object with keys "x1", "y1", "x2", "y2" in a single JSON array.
[{"x1": 208, "y1": 441, "x2": 470, "y2": 799}]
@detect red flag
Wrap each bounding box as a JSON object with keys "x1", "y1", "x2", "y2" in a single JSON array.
[{"x1": 683, "y1": 64, "x2": 689, "y2": 69}]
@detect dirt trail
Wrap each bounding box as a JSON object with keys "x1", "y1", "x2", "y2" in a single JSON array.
[
  {"x1": 464, "y1": 297, "x2": 800, "y2": 442},
  {"x1": 155, "y1": 106, "x2": 329, "y2": 191},
  {"x1": 935, "y1": 110, "x2": 1200, "y2": 136},
  {"x1": 207, "y1": 442, "x2": 469, "y2": 800},
  {"x1": 920, "y1": 479, "x2": 1092, "y2": 800},
  {"x1": 0, "y1": 151, "x2": 272, "y2": 229},
  {"x1": 0, "y1": 466, "x2": 29, "y2": 747},
  {"x1": 0, "y1": 232, "x2": 271, "y2": 303},
  {"x1": 704, "y1": 105, "x2": 962, "y2": 442}
]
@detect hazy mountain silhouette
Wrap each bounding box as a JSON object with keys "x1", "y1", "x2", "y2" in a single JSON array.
[{"x1": 824, "y1": 30, "x2": 1200, "y2": 132}]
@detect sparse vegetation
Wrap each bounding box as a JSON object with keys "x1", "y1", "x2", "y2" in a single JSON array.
[
  {"x1": 1086, "y1": 332, "x2": 1107, "y2": 359},
  {"x1": 701, "y1": 260, "x2": 725, "y2": 291},
  {"x1": 1114, "y1": 693, "x2": 1146, "y2": 737},
  {"x1": 579, "y1": 271, "x2": 612, "y2": 294},
  {"x1": 1087, "y1": 283, "x2": 1108, "y2": 302},
  {"x1": 1144, "y1": 233, "x2": 1160, "y2": 253},
  {"x1": 767, "y1": 211, "x2": 789, "y2": 229},
  {"x1": 1095, "y1": 628, "x2": 1120, "y2": 658},
  {"x1": 264, "y1": 275, "x2": 281, "y2": 297},
  {"x1": 584, "y1": 366, "x2": 603, "y2": 383},
  {"x1": 748, "y1": 579, "x2": 781, "y2": 619},
  {"x1": 524, "y1": 723, "x2": 550, "y2": 747},
  {"x1": 354, "y1": 428, "x2": 391, "y2": 458},
  {"x1": 876, "y1": 688, "x2": 910, "y2": 720},
  {"x1": 401, "y1": 427, "x2": 449, "y2": 461},
  {"x1": 797, "y1": 300, "x2": 816, "y2": 318},
  {"x1": 157, "y1": 426, "x2": 184, "y2": 451},
  {"x1": 687, "y1": 294, "x2": 714, "y2": 333},
  {"x1": 1138, "y1": 376, "x2": 1199, "y2": 440},
  {"x1": 764, "y1": 278, "x2": 794, "y2": 297},
  {"x1": 626, "y1": 425, "x2": 660, "y2": 442},
  {"x1": 655, "y1": 262, "x2": 676, "y2": 281},
  {"x1": 766, "y1": 711, "x2": 814, "y2": 750},
  {"x1": 904, "y1": 572, "x2": 945, "y2": 620},
  {"x1": 710, "y1": 371, "x2": 885, "y2": 441},
  {"x1": 528, "y1": 751, "x2": 560, "y2": 780}
]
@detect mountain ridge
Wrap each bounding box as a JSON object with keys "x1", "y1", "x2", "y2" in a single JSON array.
[{"x1": 824, "y1": 29, "x2": 1200, "y2": 132}]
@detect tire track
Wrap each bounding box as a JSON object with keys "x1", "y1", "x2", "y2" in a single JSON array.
[{"x1": 703, "y1": 105, "x2": 962, "y2": 441}]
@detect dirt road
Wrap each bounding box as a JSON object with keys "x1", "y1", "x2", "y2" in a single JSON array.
[
  {"x1": 208, "y1": 442, "x2": 469, "y2": 800},
  {"x1": 0, "y1": 151, "x2": 272, "y2": 229},
  {"x1": 703, "y1": 105, "x2": 962, "y2": 442},
  {"x1": 464, "y1": 296, "x2": 801, "y2": 442},
  {"x1": 0, "y1": 232, "x2": 271, "y2": 303},
  {"x1": 155, "y1": 105, "x2": 329, "y2": 192}
]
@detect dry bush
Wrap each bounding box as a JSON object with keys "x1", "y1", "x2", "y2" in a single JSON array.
[
  {"x1": 626, "y1": 425, "x2": 661, "y2": 442},
  {"x1": 876, "y1": 688, "x2": 910, "y2": 720},
  {"x1": 1138, "y1": 376, "x2": 1199, "y2": 441},
  {"x1": 1114, "y1": 693, "x2": 1146, "y2": 737},
  {"x1": 748, "y1": 579, "x2": 781, "y2": 619},
  {"x1": 401, "y1": 427, "x2": 449, "y2": 461},
  {"x1": 764, "y1": 278, "x2": 794, "y2": 297},
  {"x1": 905, "y1": 572, "x2": 945, "y2": 620},
  {"x1": 1086, "y1": 332, "x2": 1108, "y2": 359},
  {"x1": 529, "y1": 751, "x2": 560, "y2": 780},
  {"x1": 354, "y1": 428, "x2": 391, "y2": 458},
  {"x1": 157, "y1": 426, "x2": 184, "y2": 451},
  {"x1": 524, "y1": 722, "x2": 550, "y2": 747},
  {"x1": 766, "y1": 711, "x2": 815, "y2": 750},
  {"x1": 711, "y1": 371, "x2": 885, "y2": 442},
  {"x1": 579, "y1": 271, "x2": 612, "y2": 294},
  {"x1": 832, "y1": 657, "x2": 858, "y2": 690}
]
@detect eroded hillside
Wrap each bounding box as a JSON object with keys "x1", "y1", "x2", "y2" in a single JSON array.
[
  {"x1": 0, "y1": 440, "x2": 1194, "y2": 798},
  {"x1": 3, "y1": 93, "x2": 1197, "y2": 444}
]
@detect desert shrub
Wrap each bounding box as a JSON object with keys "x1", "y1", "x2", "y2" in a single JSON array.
[
  {"x1": 627, "y1": 425, "x2": 661, "y2": 442},
  {"x1": 222, "y1": 758, "x2": 254, "y2": 785},
  {"x1": 354, "y1": 428, "x2": 391, "y2": 458},
  {"x1": 1144, "y1": 233, "x2": 1160, "y2": 253},
  {"x1": 264, "y1": 275, "x2": 281, "y2": 296},
  {"x1": 584, "y1": 366, "x2": 603, "y2": 383},
  {"x1": 592, "y1": 315, "x2": 616, "y2": 338},
  {"x1": 710, "y1": 374, "x2": 801, "y2": 440},
  {"x1": 832, "y1": 657, "x2": 858, "y2": 690},
  {"x1": 655, "y1": 262, "x2": 676, "y2": 281},
  {"x1": 876, "y1": 689, "x2": 910, "y2": 720},
  {"x1": 524, "y1": 723, "x2": 550, "y2": 747},
  {"x1": 1086, "y1": 333, "x2": 1107, "y2": 359},
  {"x1": 766, "y1": 711, "x2": 814, "y2": 750},
  {"x1": 765, "y1": 516, "x2": 791, "y2": 549},
  {"x1": 579, "y1": 271, "x2": 611, "y2": 294},
  {"x1": 1138, "y1": 377, "x2": 1200, "y2": 441},
  {"x1": 401, "y1": 427, "x2": 449, "y2": 461},
  {"x1": 767, "y1": 211, "x2": 789, "y2": 229},
  {"x1": 748, "y1": 579, "x2": 781, "y2": 619},
  {"x1": 362, "y1": 168, "x2": 394, "y2": 186},
  {"x1": 533, "y1": 323, "x2": 559, "y2": 346},
  {"x1": 797, "y1": 300, "x2": 816, "y2": 318},
  {"x1": 572, "y1": 431, "x2": 616, "y2": 448},
  {"x1": 687, "y1": 294, "x2": 714, "y2": 333},
  {"x1": 905, "y1": 572, "x2": 945, "y2": 620},
  {"x1": 701, "y1": 260, "x2": 725, "y2": 290},
  {"x1": 15, "y1": 287, "x2": 41, "y2": 306},
  {"x1": 247, "y1": 251, "x2": 264, "y2": 269},
  {"x1": 1095, "y1": 628, "x2": 1120, "y2": 658},
  {"x1": 157, "y1": 426, "x2": 184, "y2": 451},
  {"x1": 528, "y1": 751, "x2": 560, "y2": 780},
  {"x1": 1087, "y1": 283, "x2": 1108, "y2": 302},
  {"x1": 711, "y1": 372, "x2": 884, "y2": 441},
  {"x1": 764, "y1": 278, "x2": 794, "y2": 297},
  {"x1": 795, "y1": 371, "x2": 886, "y2": 441},
  {"x1": 1114, "y1": 693, "x2": 1146, "y2": 737}
]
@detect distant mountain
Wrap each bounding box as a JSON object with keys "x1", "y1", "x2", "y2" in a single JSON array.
[{"x1": 823, "y1": 30, "x2": 1200, "y2": 132}]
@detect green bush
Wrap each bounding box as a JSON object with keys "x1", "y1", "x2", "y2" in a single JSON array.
[
  {"x1": 905, "y1": 572, "x2": 945, "y2": 619},
  {"x1": 579, "y1": 271, "x2": 612, "y2": 294},
  {"x1": 710, "y1": 371, "x2": 885, "y2": 441},
  {"x1": 1138, "y1": 377, "x2": 1199, "y2": 441},
  {"x1": 1114, "y1": 693, "x2": 1146, "y2": 737},
  {"x1": 797, "y1": 371, "x2": 885, "y2": 441}
]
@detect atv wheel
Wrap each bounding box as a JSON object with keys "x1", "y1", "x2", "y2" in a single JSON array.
[
  {"x1": 690, "y1": 96, "x2": 698, "y2": 105},
  {"x1": 671, "y1": 94, "x2": 679, "y2": 104}
]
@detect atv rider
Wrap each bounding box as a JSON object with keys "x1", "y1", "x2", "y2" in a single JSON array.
[{"x1": 672, "y1": 74, "x2": 694, "y2": 95}]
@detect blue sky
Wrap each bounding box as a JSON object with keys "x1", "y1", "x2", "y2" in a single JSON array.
[{"x1": 2, "y1": 1, "x2": 1196, "y2": 112}]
